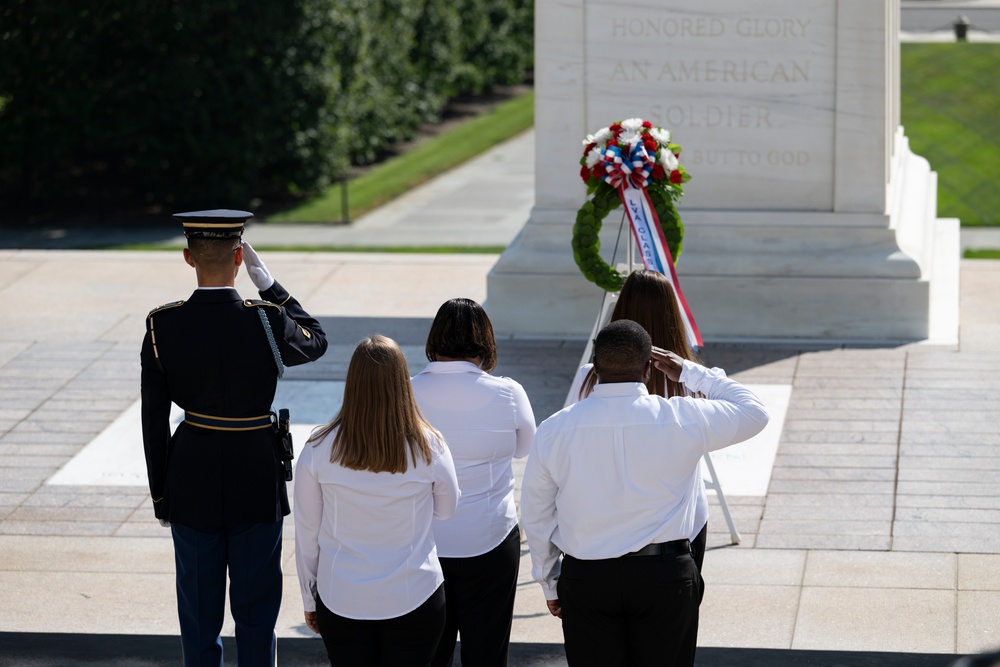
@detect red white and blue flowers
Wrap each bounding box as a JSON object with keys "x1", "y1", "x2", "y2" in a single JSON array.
[{"x1": 578, "y1": 118, "x2": 690, "y2": 194}]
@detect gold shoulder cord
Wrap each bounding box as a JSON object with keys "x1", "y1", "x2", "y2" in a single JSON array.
[
  {"x1": 147, "y1": 301, "x2": 184, "y2": 374},
  {"x1": 149, "y1": 315, "x2": 163, "y2": 373},
  {"x1": 146, "y1": 301, "x2": 183, "y2": 506},
  {"x1": 243, "y1": 299, "x2": 282, "y2": 310}
]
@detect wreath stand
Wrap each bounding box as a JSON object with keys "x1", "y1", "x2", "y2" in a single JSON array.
[{"x1": 564, "y1": 212, "x2": 742, "y2": 545}]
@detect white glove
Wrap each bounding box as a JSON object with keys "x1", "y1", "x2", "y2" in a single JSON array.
[
  {"x1": 158, "y1": 518, "x2": 171, "y2": 528},
  {"x1": 242, "y1": 242, "x2": 275, "y2": 291}
]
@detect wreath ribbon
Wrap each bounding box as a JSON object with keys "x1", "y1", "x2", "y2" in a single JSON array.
[{"x1": 619, "y1": 187, "x2": 703, "y2": 348}]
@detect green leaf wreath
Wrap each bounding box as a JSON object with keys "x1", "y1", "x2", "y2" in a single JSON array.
[{"x1": 572, "y1": 119, "x2": 691, "y2": 292}]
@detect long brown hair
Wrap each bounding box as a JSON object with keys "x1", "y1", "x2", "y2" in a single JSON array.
[
  {"x1": 580, "y1": 269, "x2": 700, "y2": 399},
  {"x1": 308, "y1": 335, "x2": 437, "y2": 473}
]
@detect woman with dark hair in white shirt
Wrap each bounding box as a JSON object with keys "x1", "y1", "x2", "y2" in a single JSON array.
[
  {"x1": 411, "y1": 298, "x2": 537, "y2": 667},
  {"x1": 294, "y1": 335, "x2": 461, "y2": 667}
]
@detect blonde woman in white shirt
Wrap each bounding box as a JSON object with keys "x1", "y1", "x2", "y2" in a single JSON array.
[
  {"x1": 411, "y1": 298, "x2": 537, "y2": 667},
  {"x1": 294, "y1": 335, "x2": 461, "y2": 667}
]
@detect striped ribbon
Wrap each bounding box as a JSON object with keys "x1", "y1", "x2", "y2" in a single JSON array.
[
  {"x1": 619, "y1": 186, "x2": 703, "y2": 349},
  {"x1": 601, "y1": 142, "x2": 656, "y2": 190}
]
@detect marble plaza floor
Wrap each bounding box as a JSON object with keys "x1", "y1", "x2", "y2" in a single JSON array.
[{"x1": 1, "y1": 129, "x2": 999, "y2": 665}]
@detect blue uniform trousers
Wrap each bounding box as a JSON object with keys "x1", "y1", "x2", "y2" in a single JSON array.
[{"x1": 171, "y1": 520, "x2": 283, "y2": 667}]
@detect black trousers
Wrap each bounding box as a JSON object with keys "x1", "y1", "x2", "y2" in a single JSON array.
[
  {"x1": 557, "y1": 545, "x2": 699, "y2": 667},
  {"x1": 691, "y1": 521, "x2": 708, "y2": 577},
  {"x1": 680, "y1": 522, "x2": 709, "y2": 662},
  {"x1": 315, "y1": 585, "x2": 446, "y2": 667},
  {"x1": 431, "y1": 525, "x2": 521, "y2": 667}
]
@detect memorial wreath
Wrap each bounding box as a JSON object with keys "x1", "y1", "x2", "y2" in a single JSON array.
[{"x1": 572, "y1": 118, "x2": 691, "y2": 292}]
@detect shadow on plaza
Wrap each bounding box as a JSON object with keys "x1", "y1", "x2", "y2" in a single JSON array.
[
  {"x1": 0, "y1": 633, "x2": 970, "y2": 666},
  {"x1": 303, "y1": 315, "x2": 898, "y2": 426}
]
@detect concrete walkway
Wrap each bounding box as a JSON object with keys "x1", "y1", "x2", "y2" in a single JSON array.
[{"x1": 1, "y1": 130, "x2": 1000, "y2": 666}]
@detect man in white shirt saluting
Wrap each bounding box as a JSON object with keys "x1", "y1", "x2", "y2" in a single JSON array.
[{"x1": 521, "y1": 319, "x2": 769, "y2": 667}]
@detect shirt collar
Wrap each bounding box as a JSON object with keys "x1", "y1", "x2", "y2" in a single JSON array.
[
  {"x1": 188, "y1": 287, "x2": 241, "y2": 303},
  {"x1": 417, "y1": 360, "x2": 484, "y2": 375},
  {"x1": 589, "y1": 382, "x2": 650, "y2": 398}
]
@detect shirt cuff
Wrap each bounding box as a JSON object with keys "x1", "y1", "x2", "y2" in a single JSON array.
[
  {"x1": 301, "y1": 582, "x2": 318, "y2": 612},
  {"x1": 678, "y1": 359, "x2": 726, "y2": 393},
  {"x1": 678, "y1": 359, "x2": 701, "y2": 385}
]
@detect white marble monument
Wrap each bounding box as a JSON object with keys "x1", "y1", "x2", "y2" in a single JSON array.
[{"x1": 486, "y1": 0, "x2": 958, "y2": 342}]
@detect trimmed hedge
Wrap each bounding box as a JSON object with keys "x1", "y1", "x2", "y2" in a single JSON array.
[{"x1": 0, "y1": 0, "x2": 532, "y2": 213}]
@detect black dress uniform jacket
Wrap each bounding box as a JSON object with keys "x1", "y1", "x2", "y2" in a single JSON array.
[{"x1": 140, "y1": 281, "x2": 328, "y2": 526}]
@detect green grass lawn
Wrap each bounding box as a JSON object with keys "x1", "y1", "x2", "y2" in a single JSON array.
[
  {"x1": 269, "y1": 90, "x2": 534, "y2": 224},
  {"x1": 902, "y1": 43, "x2": 1000, "y2": 227},
  {"x1": 964, "y1": 249, "x2": 1000, "y2": 259}
]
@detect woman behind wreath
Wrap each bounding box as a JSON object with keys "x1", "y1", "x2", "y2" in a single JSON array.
[
  {"x1": 411, "y1": 298, "x2": 537, "y2": 667},
  {"x1": 294, "y1": 335, "x2": 460, "y2": 667}
]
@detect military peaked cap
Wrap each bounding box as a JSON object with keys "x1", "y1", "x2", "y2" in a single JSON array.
[{"x1": 174, "y1": 209, "x2": 253, "y2": 239}]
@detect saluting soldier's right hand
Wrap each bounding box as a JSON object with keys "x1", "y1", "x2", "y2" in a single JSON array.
[
  {"x1": 242, "y1": 242, "x2": 275, "y2": 291},
  {"x1": 651, "y1": 346, "x2": 684, "y2": 383}
]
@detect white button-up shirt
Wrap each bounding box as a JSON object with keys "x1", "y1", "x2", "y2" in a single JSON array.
[
  {"x1": 411, "y1": 361, "x2": 536, "y2": 557},
  {"x1": 522, "y1": 360, "x2": 769, "y2": 600},
  {"x1": 294, "y1": 428, "x2": 460, "y2": 619},
  {"x1": 565, "y1": 362, "x2": 710, "y2": 543}
]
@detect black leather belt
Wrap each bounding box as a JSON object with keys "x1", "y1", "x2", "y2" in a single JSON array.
[
  {"x1": 184, "y1": 411, "x2": 273, "y2": 432},
  {"x1": 623, "y1": 539, "x2": 691, "y2": 558}
]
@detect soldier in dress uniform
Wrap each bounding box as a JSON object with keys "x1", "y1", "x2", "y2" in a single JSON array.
[{"x1": 140, "y1": 209, "x2": 328, "y2": 666}]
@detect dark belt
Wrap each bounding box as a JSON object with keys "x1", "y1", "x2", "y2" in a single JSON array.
[
  {"x1": 622, "y1": 539, "x2": 691, "y2": 558},
  {"x1": 184, "y1": 411, "x2": 273, "y2": 432}
]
